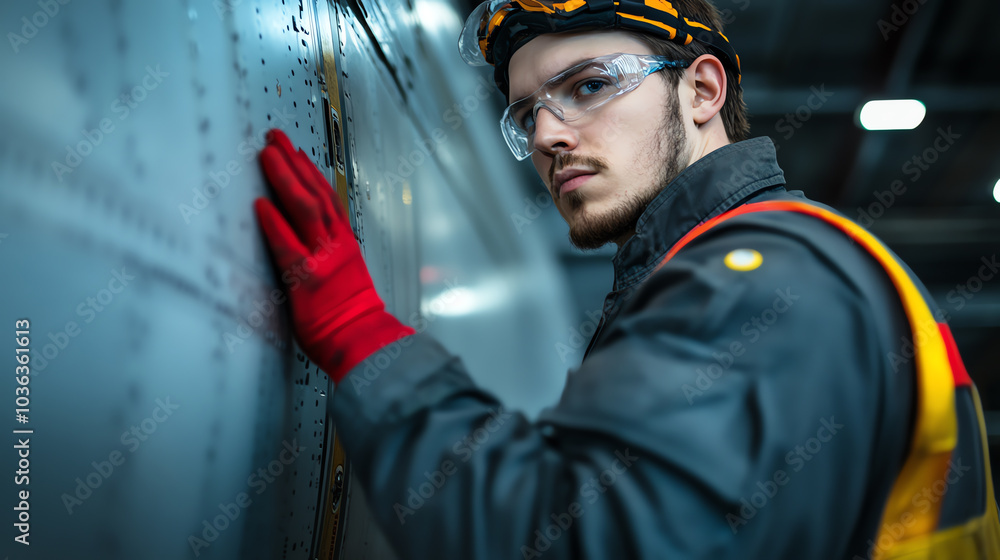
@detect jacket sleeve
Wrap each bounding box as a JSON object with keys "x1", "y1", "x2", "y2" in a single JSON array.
[{"x1": 329, "y1": 223, "x2": 912, "y2": 560}]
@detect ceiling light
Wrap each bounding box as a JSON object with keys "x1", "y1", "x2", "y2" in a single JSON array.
[
  {"x1": 859, "y1": 99, "x2": 926, "y2": 130},
  {"x1": 993, "y1": 178, "x2": 1000, "y2": 204}
]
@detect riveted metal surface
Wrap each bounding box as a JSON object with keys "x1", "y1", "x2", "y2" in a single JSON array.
[{"x1": 0, "y1": 0, "x2": 576, "y2": 558}]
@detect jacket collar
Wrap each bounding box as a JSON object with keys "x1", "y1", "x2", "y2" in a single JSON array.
[{"x1": 611, "y1": 136, "x2": 786, "y2": 289}]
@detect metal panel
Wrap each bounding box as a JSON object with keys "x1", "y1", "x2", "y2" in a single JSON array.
[
  {"x1": 0, "y1": 0, "x2": 576, "y2": 558},
  {"x1": 0, "y1": 1, "x2": 334, "y2": 557}
]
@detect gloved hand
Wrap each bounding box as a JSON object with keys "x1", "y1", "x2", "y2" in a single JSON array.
[{"x1": 254, "y1": 129, "x2": 415, "y2": 384}]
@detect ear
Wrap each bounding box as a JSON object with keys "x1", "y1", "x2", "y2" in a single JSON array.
[{"x1": 686, "y1": 54, "x2": 727, "y2": 126}]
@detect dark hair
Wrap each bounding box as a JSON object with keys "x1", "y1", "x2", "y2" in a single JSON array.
[{"x1": 625, "y1": 0, "x2": 750, "y2": 143}]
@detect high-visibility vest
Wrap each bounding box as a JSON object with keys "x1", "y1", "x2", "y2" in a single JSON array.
[{"x1": 655, "y1": 200, "x2": 1000, "y2": 559}]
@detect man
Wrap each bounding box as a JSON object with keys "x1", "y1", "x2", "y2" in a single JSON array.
[{"x1": 253, "y1": 0, "x2": 1000, "y2": 558}]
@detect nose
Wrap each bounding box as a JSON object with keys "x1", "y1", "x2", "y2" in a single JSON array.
[{"x1": 532, "y1": 105, "x2": 578, "y2": 156}]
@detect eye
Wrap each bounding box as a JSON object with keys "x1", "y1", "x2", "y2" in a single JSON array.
[{"x1": 574, "y1": 78, "x2": 609, "y2": 98}]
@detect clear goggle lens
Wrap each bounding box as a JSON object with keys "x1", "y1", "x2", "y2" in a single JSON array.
[
  {"x1": 499, "y1": 53, "x2": 689, "y2": 160},
  {"x1": 458, "y1": 0, "x2": 511, "y2": 66},
  {"x1": 459, "y1": 1, "x2": 570, "y2": 66}
]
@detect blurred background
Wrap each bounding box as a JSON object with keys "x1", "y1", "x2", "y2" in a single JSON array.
[{"x1": 0, "y1": 0, "x2": 997, "y2": 558}]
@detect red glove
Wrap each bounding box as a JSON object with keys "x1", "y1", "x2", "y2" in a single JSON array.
[{"x1": 253, "y1": 129, "x2": 415, "y2": 384}]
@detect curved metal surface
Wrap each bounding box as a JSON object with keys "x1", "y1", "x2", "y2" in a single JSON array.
[{"x1": 0, "y1": 0, "x2": 575, "y2": 558}]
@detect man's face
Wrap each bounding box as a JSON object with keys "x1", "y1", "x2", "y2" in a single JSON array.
[{"x1": 508, "y1": 32, "x2": 692, "y2": 249}]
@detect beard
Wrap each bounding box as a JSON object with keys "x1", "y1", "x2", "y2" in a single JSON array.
[{"x1": 558, "y1": 89, "x2": 689, "y2": 250}]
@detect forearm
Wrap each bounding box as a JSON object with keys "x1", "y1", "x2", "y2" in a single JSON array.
[{"x1": 331, "y1": 333, "x2": 648, "y2": 560}]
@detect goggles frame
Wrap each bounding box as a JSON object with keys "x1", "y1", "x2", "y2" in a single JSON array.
[{"x1": 499, "y1": 53, "x2": 690, "y2": 160}]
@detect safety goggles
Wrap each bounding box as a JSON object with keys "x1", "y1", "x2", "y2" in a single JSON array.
[
  {"x1": 500, "y1": 53, "x2": 691, "y2": 160},
  {"x1": 458, "y1": 0, "x2": 513, "y2": 67}
]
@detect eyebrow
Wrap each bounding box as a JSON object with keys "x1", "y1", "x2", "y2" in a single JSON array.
[{"x1": 510, "y1": 56, "x2": 596, "y2": 101}]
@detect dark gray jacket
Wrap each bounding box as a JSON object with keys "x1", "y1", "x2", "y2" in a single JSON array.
[{"x1": 331, "y1": 137, "x2": 920, "y2": 559}]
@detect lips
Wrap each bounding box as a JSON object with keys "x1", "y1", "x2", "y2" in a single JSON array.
[{"x1": 553, "y1": 168, "x2": 597, "y2": 196}]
